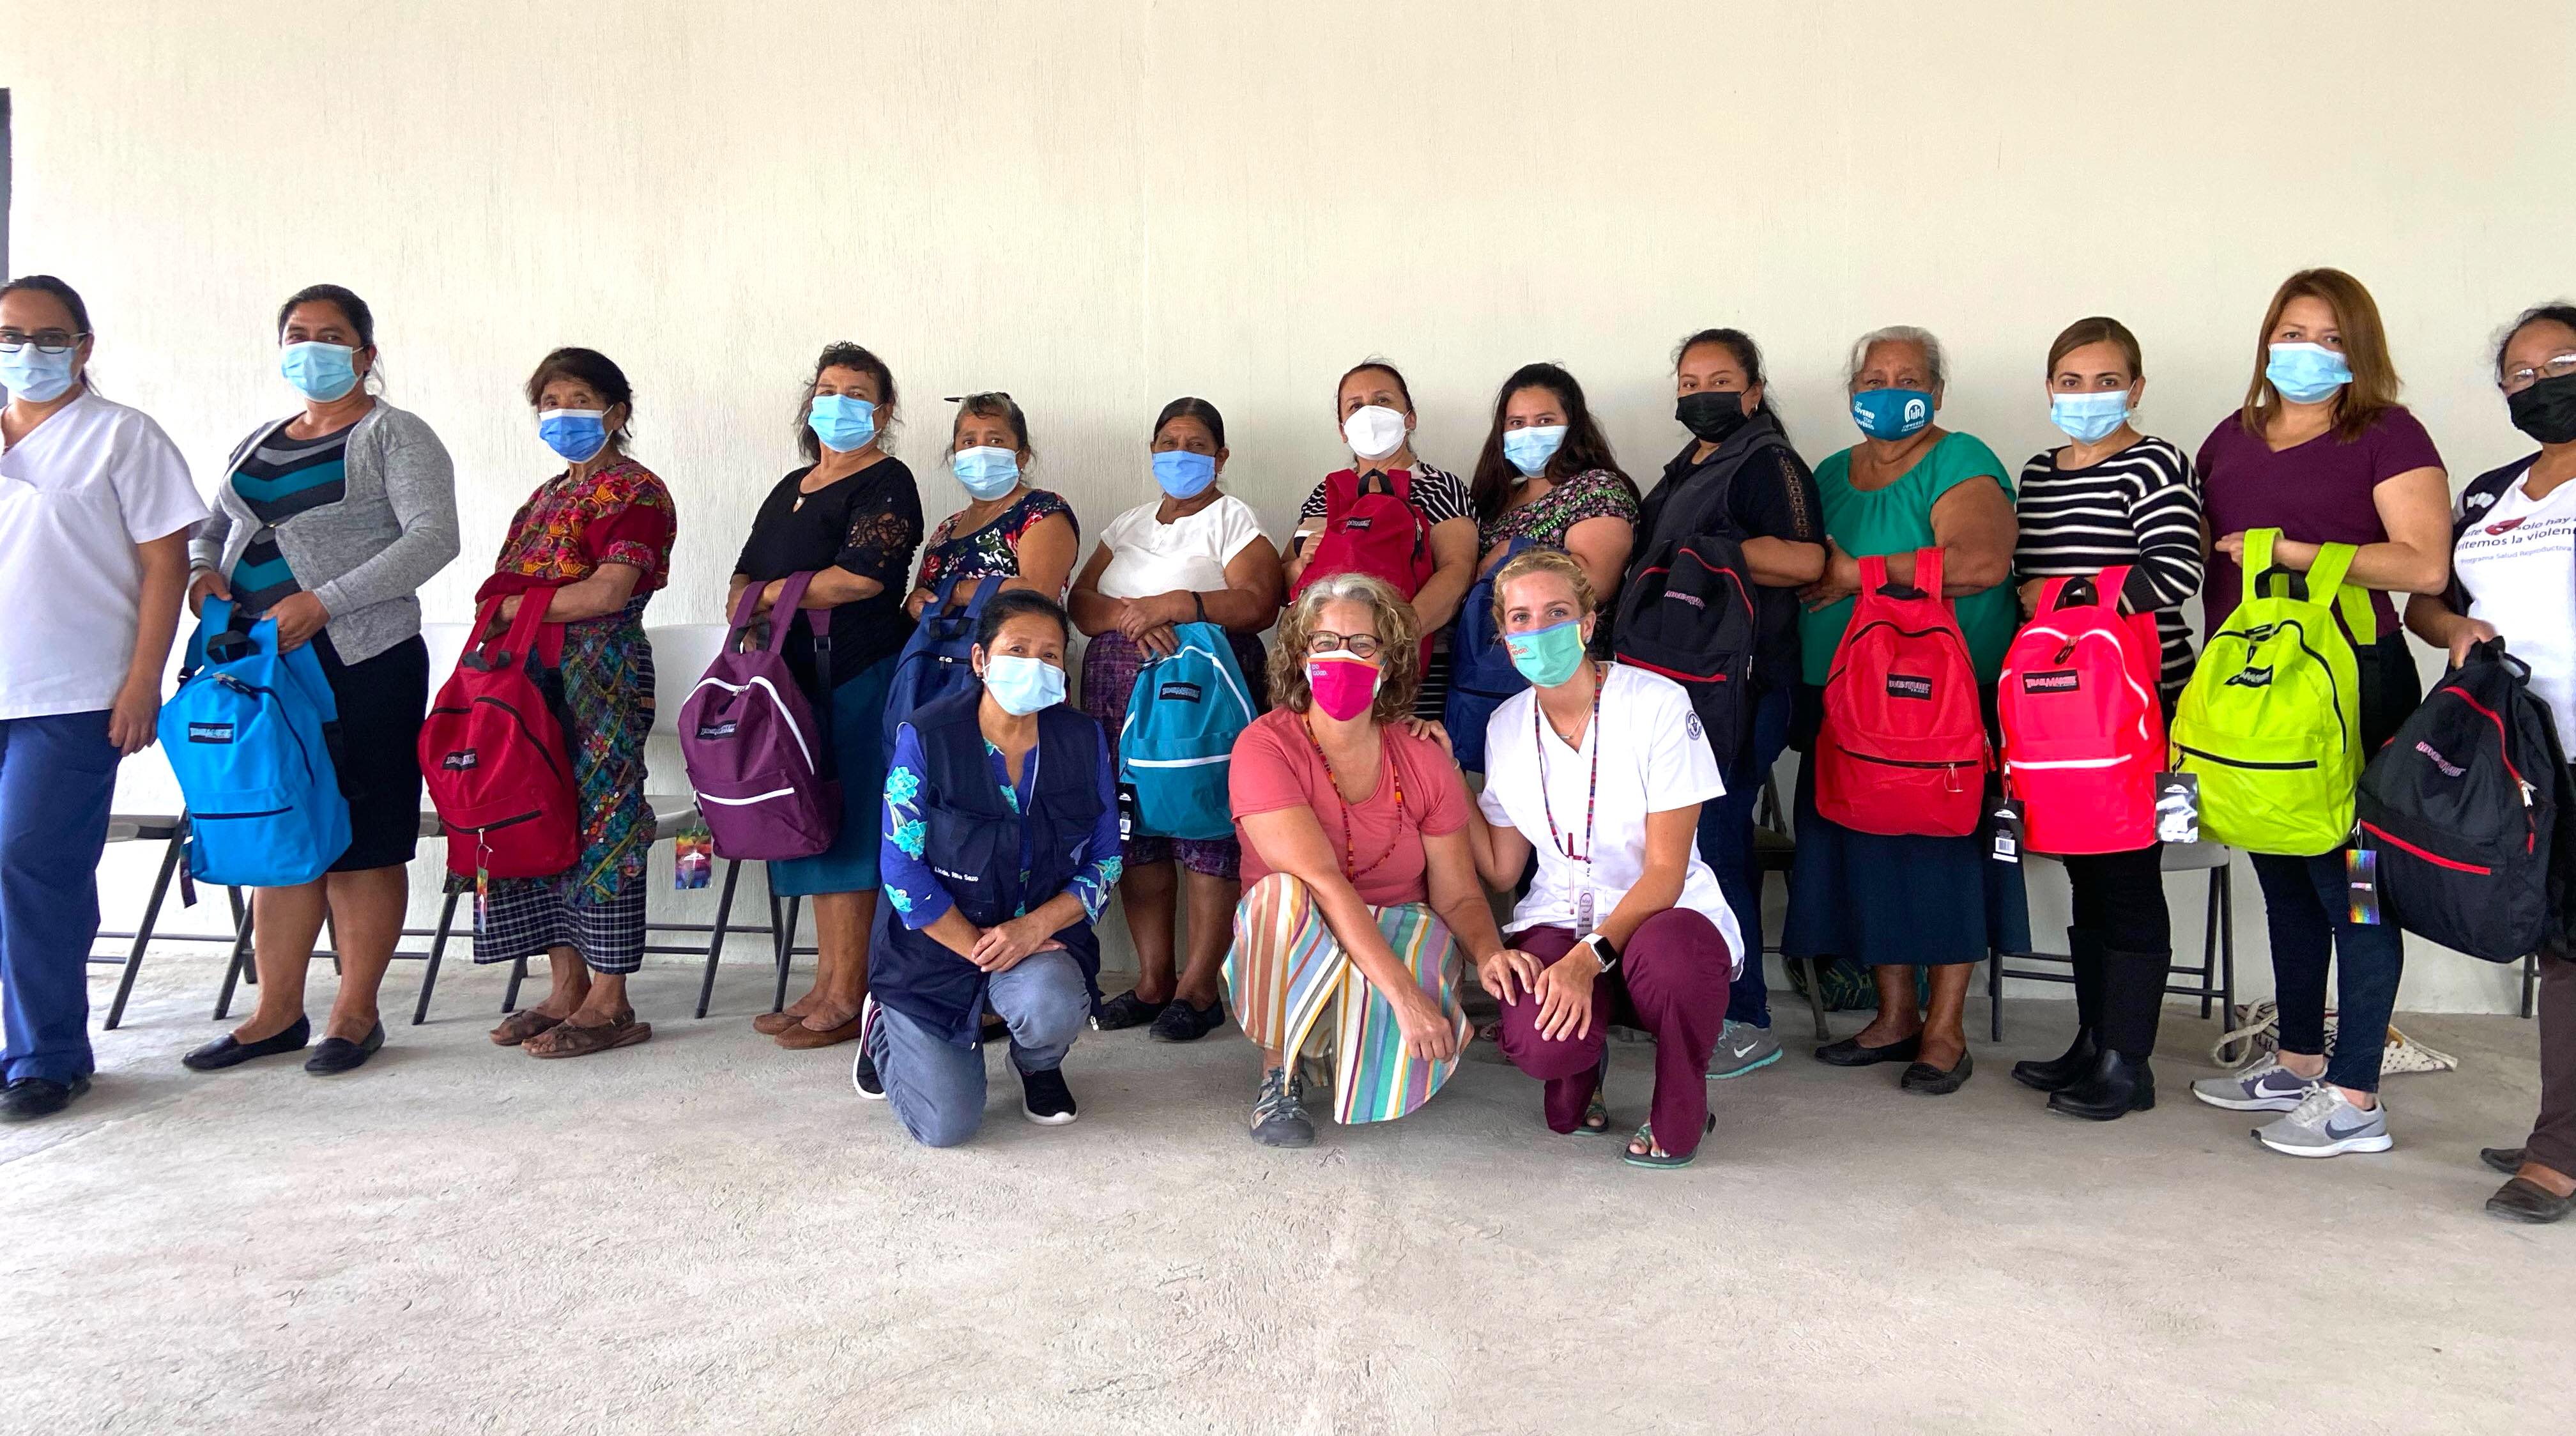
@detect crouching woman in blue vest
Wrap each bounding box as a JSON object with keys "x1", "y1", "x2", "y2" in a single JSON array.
[{"x1": 862, "y1": 590, "x2": 1123, "y2": 1145}]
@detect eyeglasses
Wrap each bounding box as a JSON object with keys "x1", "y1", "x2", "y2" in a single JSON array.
[
  {"x1": 2502, "y1": 353, "x2": 2576, "y2": 394},
  {"x1": 1308, "y1": 631, "x2": 1381, "y2": 661},
  {"x1": 0, "y1": 328, "x2": 86, "y2": 355}
]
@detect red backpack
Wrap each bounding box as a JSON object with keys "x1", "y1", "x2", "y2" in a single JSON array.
[
  {"x1": 1998, "y1": 567, "x2": 2166, "y2": 854},
  {"x1": 1816, "y1": 547, "x2": 1989, "y2": 837},
  {"x1": 419, "y1": 595, "x2": 582, "y2": 881},
  {"x1": 1292, "y1": 467, "x2": 1436, "y2": 603}
]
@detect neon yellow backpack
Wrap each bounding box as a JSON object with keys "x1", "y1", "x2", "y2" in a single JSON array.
[{"x1": 2170, "y1": 529, "x2": 2373, "y2": 856}]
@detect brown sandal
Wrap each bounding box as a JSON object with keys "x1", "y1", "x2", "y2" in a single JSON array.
[
  {"x1": 490, "y1": 1008, "x2": 565, "y2": 1047},
  {"x1": 776, "y1": 1010, "x2": 862, "y2": 1049},
  {"x1": 526, "y1": 1012, "x2": 653, "y2": 1059}
]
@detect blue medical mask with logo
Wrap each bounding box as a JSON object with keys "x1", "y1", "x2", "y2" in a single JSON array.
[
  {"x1": 982, "y1": 654, "x2": 1065, "y2": 715},
  {"x1": 1505, "y1": 617, "x2": 1589, "y2": 688},
  {"x1": 2048, "y1": 390, "x2": 2132, "y2": 444},
  {"x1": 0, "y1": 345, "x2": 79, "y2": 404},
  {"x1": 1152, "y1": 449, "x2": 1218, "y2": 499},
  {"x1": 1501, "y1": 424, "x2": 1567, "y2": 479},
  {"x1": 1851, "y1": 387, "x2": 1933, "y2": 440},
  {"x1": 953, "y1": 445, "x2": 1022, "y2": 500},
  {"x1": 808, "y1": 394, "x2": 877, "y2": 452},
  {"x1": 280, "y1": 341, "x2": 360, "y2": 403},
  {"x1": 537, "y1": 408, "x2": 611, "y2": 463},
  {"x1": 2266, "y1": 343, "x2": 2352, "y2": 404}
]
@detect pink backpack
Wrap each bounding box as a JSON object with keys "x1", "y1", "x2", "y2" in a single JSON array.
[
  {"x1": 1998, "y1": 566, "x2": 2166, "y2": 854},
  {"x1": 1815, "y1": 548, "x2": 1989, "y2": 838},
  {"x1": 678, "y1": 571, "x2": 840, "y2": 860}
]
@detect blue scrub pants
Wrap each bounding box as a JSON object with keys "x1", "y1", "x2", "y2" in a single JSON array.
[{"x1": 1, "y1": 710, "x2": 120, "y2": 1085}]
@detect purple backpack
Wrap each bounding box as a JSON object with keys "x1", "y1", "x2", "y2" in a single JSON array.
[{"x1": 679, "y1": 571, "x2": 840, "y2": 860}]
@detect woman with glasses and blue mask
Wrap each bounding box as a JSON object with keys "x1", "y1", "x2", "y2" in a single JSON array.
[
  {"x1": 180, "y1": 282, "x2": 459, "y2": 1077},
  {"x1": 2408, "y1": 302, "x2": 2576, "y2": 1221},
  {"x1": 905, "y1": 392, "x2": 1078, "y2": 616},
  {"x1": 2186, "y1": 268, "x2": 2450, "y2": 1158},
  {"x1": 0, "y1": 275, "x2": 205, "y2": 1122},
  {"x1": 2004, "y1": 317, "x2": 2203, "y2": 1121},
  {"x1": 1449, "y1": 550, "x2": 1739, "y2": 1168},
  {"x1": 1784, "y1": 325, "x2": 2025, "y2": 1097},
  {"x1": 472, "y1": 347, "x2": 678, "y2": 1060},
  {"x1": 862, "y1": 591, "x2": 1119, "y2": 1145},
  {"x1": 1070, "y1": 397, "x2": 1285, "y2": 1043},
  {"x1": 730, "y1": 343, "x2": 924, "y2": 1051}
]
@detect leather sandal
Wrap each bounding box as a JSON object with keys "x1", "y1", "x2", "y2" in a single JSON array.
[
  {"x1": 753, "y1": 1009, "x2": 808, "y2": 1037},
  {"x1": 489, "y1": 1008, "x2": 564, "y2": 1047},
  {"x1": 776, "y1": 1011, "x2": 862, "y2": 1049},
  {"x1": 526, "y1": 1012, "x2": 653, "y2": 1059}
]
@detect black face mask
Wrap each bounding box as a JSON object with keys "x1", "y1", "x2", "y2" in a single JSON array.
[
  {"x1": 2509, "y1": 372, "x2": 2576, "y2": 446},
  {"x1": 1676, "y1": 390, "x2": 1754, "y2": 445}
]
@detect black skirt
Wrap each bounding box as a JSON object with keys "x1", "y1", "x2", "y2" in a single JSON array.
[{"x1": 316, "y1": 633, "x2": 429, "y2": 873}]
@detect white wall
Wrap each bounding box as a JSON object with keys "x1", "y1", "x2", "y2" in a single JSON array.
[{"x1": 13, "y1": 0, "x2": 2574, "y2": 1011}]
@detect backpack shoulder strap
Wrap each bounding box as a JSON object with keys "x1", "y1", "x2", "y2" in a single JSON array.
[
  {"x1": 2305, "y1": 541, "x2": 2376, "y2": 645},
  {"x1": 1857, "y1": 554, "x2": 1890, "y2": 594},
  {"x1": 1913, "y1": 544, "x2": 1946, "y2": 598},
  {"x1": 2241, "y1": 528, "x2": 2279, "y2": 596},
  {"x1": 763, "y1": 572, "x2": 817, "y2": 653}
]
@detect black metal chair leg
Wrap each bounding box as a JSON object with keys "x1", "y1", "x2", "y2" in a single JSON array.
[
  {"x1": 212, "y1": 891, "x2": 256, "y2": 1020},
  {"x1": 1804, "y1": 955, "x2": 1832, "y2": 1043},
  {"x1": 694, "y1": 859, "x2": 746, "y2": 1019},
  {"x1": 503, "y1": 955, "x2": 528, "y2": 1014},
  {"x1": 2218, "y1": 865, "x2": 2237, "y2": 1023},
  {"x1": 2527, "y1": 952, "x2": 2541, "y2": 1021},
  {"x1": 411, "y1": 892, "x2": 462, "y2": 1026},
  {"x1": 772, "y1": 895, "x2": 802, "y2": 1014},
  {"x1": 2200, "y1": 868, "x2": 2223, "y2": 1019},
  {"x1": 105, "y1": 832, "x2": 183, "y2": 1030},
  {"x1": 1989, "y1": 946, "x2": 2005, "y2": 1043}
]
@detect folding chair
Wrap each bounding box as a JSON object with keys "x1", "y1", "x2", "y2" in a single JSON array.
[
  {"x1": 1986, "y1": 840, "x2": 2239, "y2": 1042},
  {"x1": 91, "y1": 814, "x2": 254, "y2": 1029}
]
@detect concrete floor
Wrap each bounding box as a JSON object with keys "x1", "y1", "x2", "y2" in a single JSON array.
[{"x1": 3, "y1": 955, "x2": 2565, "y2": 1436}]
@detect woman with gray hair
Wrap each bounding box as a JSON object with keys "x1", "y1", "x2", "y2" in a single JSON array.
[
  {"x1": 1223, "y1": 571, "x2": 1509, "y2": 1148},
  {"x1": 1783, "y1": 325, "x2": 2026, "y2": 1095}
]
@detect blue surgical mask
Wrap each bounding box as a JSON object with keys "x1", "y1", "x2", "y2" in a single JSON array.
[
  {"x1": 1152, "y1": 449, "x2": 1218, "y2": 499},
  {"x1": 0, "y1": 345, "x2": 79, "y2": 404},
  {"x1": 808, "y1": 394, "x2": 877, "y2": 452},
  {"x1": 1501, "y1": 425, "x2": 1567, "y2": 479},
  {"x1": 2048, "y1": 390, "x2": 2131, "y2": 444},
  {"x1": 1505, "y1": 617, "x2": 1589, "y2": 688},
  {"x1": 537, "y1": 408, "x2": 610, "y2": 463},
  {"x1": 280, "y1": 341, "x2": 360, "y2": 402},
  {"x1": 2266, "y1": 343, "x2": 2352, "y2": 405},
  {"x1": 1851, "y1": 387, "x2": 1933, "y2": 440},
  {"x1": 982, "y1": 654, "x2": 1065, "y2": 715},
  {"x1": 953, "y1": 445, "x2": 1022, "y2": 500}
]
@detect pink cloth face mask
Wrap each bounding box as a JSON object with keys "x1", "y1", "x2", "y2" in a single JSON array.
[{"x1": 1304, "y1": 653, "x2": 1382, "y2": 722}]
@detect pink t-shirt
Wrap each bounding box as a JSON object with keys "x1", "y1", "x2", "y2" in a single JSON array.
[
  {"x1": 1229, "y1": 707, "x2": 1471, "y2": 909},
  {"x1": 2196, "y1": 405, "x2": 2444, "y2": 640}
]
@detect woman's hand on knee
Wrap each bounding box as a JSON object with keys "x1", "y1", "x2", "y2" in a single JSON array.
[
  {"x1": 970, "y1": 915, "x2": 1057, "y2": 973},
  {"x1": 1393, "y1": 991, "x2": 1460, "y2": 1063},
  {"x1": 1533, "y1": 950, "x2": 1600, "y2": 1042},
  {"x1": 1476, "y1": 947, "x2": 1544, "y2": 1005}
]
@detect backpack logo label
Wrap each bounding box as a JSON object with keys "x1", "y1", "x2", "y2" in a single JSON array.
[
  {"x1": 441, "y1": 750, "x2": 479, "y2": 771},
  {"x1": 2414, "y1": 739, "x2": 2465, "y2": 778},
  {"x1": 1662, "y1": 591, "x2": 1706, "y2": 609},
  {"x1": 187, "y1": 723, "x2": 235, "y2": 744},
  {"x1": 1886, "y1": 674, "x2": 1933, "y2": 701},
  {"x1": 1157, "y1": 681, "x2": 1203, "y2": 704},
  {"x1": 2224, "y1": 666, "x2": 2274, "y2": 689},
  {"x1": 1344, "y1": 518, "x2": 1373, "y2": 531},
  {"x1": 2021, "y1": 669, "x2": 2080, "y2": 695},
  {"x1": 695, "y1": 720, "x2": 738, "y2": 741}
]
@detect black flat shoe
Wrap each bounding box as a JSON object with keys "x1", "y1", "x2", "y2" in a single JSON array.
[
  {"x1": 304, "y1": 1021, "x2": 385, "y2": 1075},
  {"x1": 0, "y1": 1075, "x2": 91, "y2": 1122},
  {"x1": 1091, "y1": 990, "x2": 1169, "y2": 1031},
  {"x1": 1814, "y1": 1034, "x2": 1920, "y2": 1067},
  {"x1": 182, "y1": 1015, "x2": 311, "y2": 1072},
  {"x1": 1148, "y1": 999, "x2": 1227, "y2": 1043},
  {"x1": 1900, "y1": 1050, "x2": 1974, "y2": 1095},
  {"x1": 2483, "y1": 1146, "x2": 2527, "y2": 1176},
  {"x1": 2046, "y1": 1051, "x2": 2154, "y2": 1121},
  {"x1": 2487, "y1": 1177, "x2": 2576, "y2": 1224},
  {"x1": 2011, "y1": 1029, "x2": 2098, "y2": 1093}
]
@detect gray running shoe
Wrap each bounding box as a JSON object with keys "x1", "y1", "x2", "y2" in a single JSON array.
[
  {"x1": 2254, "y1": 1086, "x2": 2393, "y2": 1157},
  {"x1": 1249, "y1": 1068, "x2": 1315, "y2": 1148},
  {"x1": 1706, "y1": 1020, "x2": 1784, "y2": 1080},
  {"x1": 2190, "y1": 1058, "x2": 2317, "y2": 1113}
]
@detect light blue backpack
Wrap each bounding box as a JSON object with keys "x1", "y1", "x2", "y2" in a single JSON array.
[
  {"x1": 158, "y1": 598, "x2": 352, "y2": 887},
  {"x1": 1119, "y1": 622, "x2": 1258, "y2": 841}
]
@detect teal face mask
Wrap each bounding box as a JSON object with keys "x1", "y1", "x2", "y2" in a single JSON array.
[{"x1": 1504, "y1": 617, "x2": 1588, "y2": 688}]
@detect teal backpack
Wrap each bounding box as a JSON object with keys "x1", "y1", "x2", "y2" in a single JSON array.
[
  {"x1": 1119, "y1": 622, "x2": 1259, "y2": 841},
  {"x1": 158, "y1": 598, "x2": 353, "y2": 887},
  {"x1": 2170, "y1": 529, "x2": 2372, "y2": 856}
]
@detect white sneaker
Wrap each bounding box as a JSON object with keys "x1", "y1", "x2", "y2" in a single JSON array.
[
  {"x1": 2254, "y1": 1086, "x2": 2393, "y2": 1158},
  {"x1": 2190, "y1": 1058, "x2": 2318, "y2": 1112}
]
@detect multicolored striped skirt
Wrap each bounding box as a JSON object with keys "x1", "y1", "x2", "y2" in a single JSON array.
[{"x1": 1224, "y1": 872, "x2": 1469, "y2": 1124}]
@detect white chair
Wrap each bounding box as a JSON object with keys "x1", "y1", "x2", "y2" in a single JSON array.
[{"x1": 1986, "y1": 840, "x2": 2239, "y2": 1042}]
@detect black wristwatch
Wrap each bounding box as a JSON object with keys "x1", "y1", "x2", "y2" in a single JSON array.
[{"x1": 1579, "y1": 932, "x2": 1621, "y2": 975}]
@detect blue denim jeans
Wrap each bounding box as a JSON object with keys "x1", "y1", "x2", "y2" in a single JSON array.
[
  {"x1": 868, "y1": 951, "x2": 1089, "y2": 1147},
  {"x1": 0, "y1": 710, "x2": 120, "y2": 1085},
  {"x1": 1696, "y1": 686, "x2": 1793, "y2": 1030},
  {"x1": 2248, "y1": 849, "x2": 2404, "y2": 1093}
]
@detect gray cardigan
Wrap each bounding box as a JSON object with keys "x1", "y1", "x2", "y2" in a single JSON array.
[{"x1": 191, "y1": 400, "x2": 461, "y2": 664}]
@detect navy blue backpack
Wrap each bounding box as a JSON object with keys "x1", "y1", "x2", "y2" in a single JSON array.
[
  {"x1": 158, "y1": 598, "x2": 353, "y2": 887},
  {"x1": 1119, "y1": 621, "x2": 1259, "y2": 841},
  {"x1": 1443, "y1": 538, "x2": 1537, "y2": 774},
  {"x1": 882, "y1": 574, "x2": 1008, "y2": 762}
]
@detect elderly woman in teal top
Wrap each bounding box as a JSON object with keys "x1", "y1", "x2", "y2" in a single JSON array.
[{"x1": 1784, "y1": 325, "x2": 2027, "y2": 1097}]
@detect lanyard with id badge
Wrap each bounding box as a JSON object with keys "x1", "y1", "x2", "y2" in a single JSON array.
[{"x1": 1535, "y1": 681, "x2": 1604, "y2": 935}]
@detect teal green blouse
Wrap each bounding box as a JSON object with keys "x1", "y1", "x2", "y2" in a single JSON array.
[{"x1": 1799, "y1": 431, "x2": 2020, "y2": 686}]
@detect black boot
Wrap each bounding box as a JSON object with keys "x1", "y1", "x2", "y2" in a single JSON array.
[
  {"x1": 2012, "y1": 929, "x2": 2102, "y2": 1092},
  {"x1": 2048, "y1": 1048, "x2": 2156, "y2": 1120}
]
